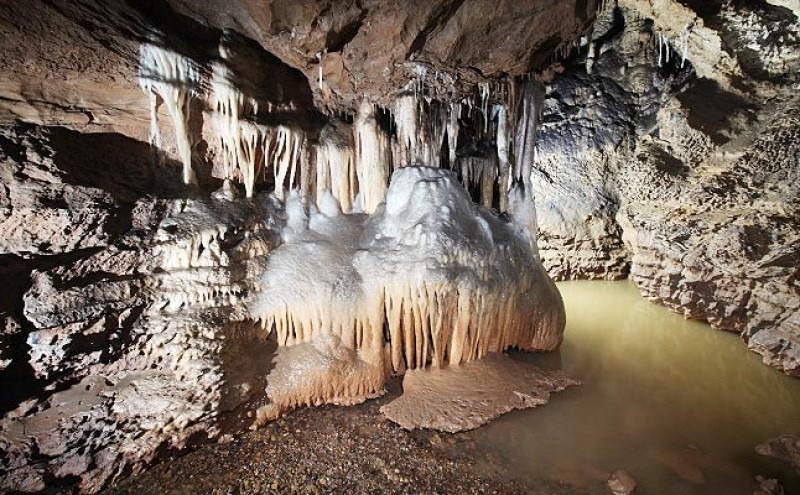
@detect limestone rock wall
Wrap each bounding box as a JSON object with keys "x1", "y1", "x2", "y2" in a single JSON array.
[
  {"x1": 0, "y1": 124, "x2": 281, "y2": 492},
  {"x1": 531, "y1": 0, "x2": 800, "y2": 374}
]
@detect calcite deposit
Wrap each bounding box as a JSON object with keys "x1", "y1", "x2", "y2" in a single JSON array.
[
  {"x1": 380, "y1": 353, "x2": 578, "y2": 433},
  {"x1": 249, "y1": 167, "x2": 566, "y2": 421}
]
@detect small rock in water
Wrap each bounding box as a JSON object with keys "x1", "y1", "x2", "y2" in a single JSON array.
[
  {"x1": 753, "y1": 475, "x2": 785, "y2": 495},
  {"x1": 607, "y1": 469, "x2": 636, "y2": 495},
  {"x1": 756, "y1": 435, "x2": 800, "y2": 476}
]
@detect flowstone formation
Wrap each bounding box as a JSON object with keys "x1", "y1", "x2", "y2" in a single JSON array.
[
  {"x1": 249, "y1": 166, "x2": 567, "y2": 422},
  {"x1": 380, "y1": 353, "x2": 578, "y2": 433}
]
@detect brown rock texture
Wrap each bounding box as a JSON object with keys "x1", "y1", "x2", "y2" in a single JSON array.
[
  {"x1": 164, "y1": 0, "x2": 599, "y2": 111},
  {"x1": 757, "y1": 435, "x2": 800, "y2": 477},
  {"x1": 0, "y1": 126, "x2": 281, "y2": 492},
  {"x1": 530, "y1": 0, "x2": 800, "y2": 375}
]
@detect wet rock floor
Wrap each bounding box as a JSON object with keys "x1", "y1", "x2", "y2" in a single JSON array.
[{"x1": 104, "y1": 380, "x2": 584, "y2": 495}]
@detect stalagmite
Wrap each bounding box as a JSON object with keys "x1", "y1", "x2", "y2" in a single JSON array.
[{"x1": 139, "y1": 43, "x2": 202, "y2": 185}]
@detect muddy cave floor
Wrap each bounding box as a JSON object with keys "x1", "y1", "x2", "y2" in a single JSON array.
[{"x1": 105, "y1": 376, "x2": 590, "y2": 495}]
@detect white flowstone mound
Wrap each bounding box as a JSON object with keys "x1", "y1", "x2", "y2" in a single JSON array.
[{"x1": 249, "y1": 166, "x2": 566, "y2": 419}]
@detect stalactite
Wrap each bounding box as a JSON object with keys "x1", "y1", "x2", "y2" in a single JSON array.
[
  {"x1": 139, "y1": 37, "x2": 542, "y2": 217},
  {"x1": 393, "y1": 95, "x2": 418, "y2": 166},
  {"x1": 459, "y1": 156, "x2": 498, "y2": 208},
  {"x1": 494, "y1": 104, "x2": 511, "y2": 211},
  {"x1": 354, "y1": 100, "x2": 390, "y2": 213},
  {"x1": 147, "y1": 92, "x2": 164, "y2": 169},
  {"x1": 211, "y1": 53, "x2": 305, "y2": 199},
  {"x1": 271, "y1": 126, "x2": 304, "y2": 201},
  {"x1": 419, "y1": 100, "x2": 448, "y2": 168},
  {"x1": 139, "y1": 43, "x2": 202, "y2": 185},
  {"x1": 314, "y1": 123, "x2": 357, "y2": 213},
  {"x1": 514, "y1": 80, "x2": 543, "y2": 193},
  {"x1": 316, "y1": 50, "x2": 327, "y2": 88},
  {"x1": 655, "y1": 31, "x2": 663, "y2": 67},
  {"x1": 212, "y1": 61, "x2": 245, "y2": 190},
  {"x1": 446, "y1": 102, "x2": 460, "y2": 169},
  {"x1": 679, "y1": 25, "x2": 691, "y2": 69},
  {"x1": 479, "y1": 82, "x2": 490, "y2": 134}
]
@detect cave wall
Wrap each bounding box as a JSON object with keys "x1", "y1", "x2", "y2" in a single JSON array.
[
  {"x1": 162, "y1": 0, "x2": 599, "y2": 111},
  {"x1": 532, "y1": 0, "x2": 800, "y2": 374},
  {"x1": 0, "y1": 122, "x2": 281, "y2": 492},
  {"x1": 0, "y1": 0, "x2": 799, "y2": 493}
]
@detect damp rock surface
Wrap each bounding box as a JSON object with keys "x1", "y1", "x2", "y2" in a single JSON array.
[
  {"x1": 530, "y1": 0, "x2": 800, "y2": 375},
  {"x1": 757, "y1": 435, "x2": 800, "y2": 477}
]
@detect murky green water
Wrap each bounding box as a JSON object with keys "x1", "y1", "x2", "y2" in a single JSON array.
[{"x1": 469, "y1": 281, "x2": 800, "y2": 494}]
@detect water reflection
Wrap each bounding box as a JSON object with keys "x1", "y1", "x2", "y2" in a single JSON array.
[{"x1": 468, "y1": 281, "x2": 800, "y2": 494}]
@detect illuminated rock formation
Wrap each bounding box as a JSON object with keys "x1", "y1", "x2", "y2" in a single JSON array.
[
  {"x1": 249, "y1": 166, "x2": 565, "y2": 419},
  {"x1": 2, "y1": 0, "x2": 798, "y2": 493}
]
